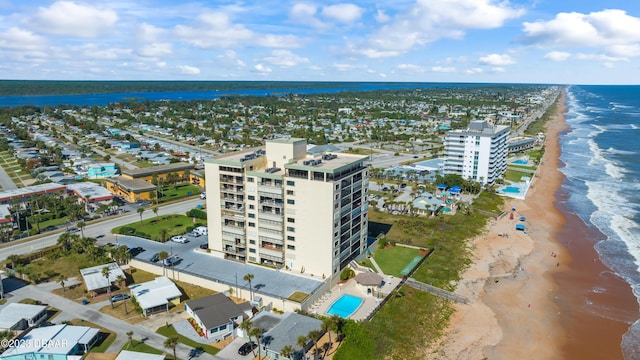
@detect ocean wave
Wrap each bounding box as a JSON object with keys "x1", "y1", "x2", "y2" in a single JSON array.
[{"x1": 606, "y1": 147, "x2": 637, "y2": 155}]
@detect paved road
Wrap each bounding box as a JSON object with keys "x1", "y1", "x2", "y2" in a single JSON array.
[
  {"x1": 7, "y1": 282, "x2": 217, "y2": 360},
  {"x1": 0, "y1": 198, "x2": 204, "y2": 262},
  {"x1": 0, "y1": 161, "x2": 18, "y2": 190}
]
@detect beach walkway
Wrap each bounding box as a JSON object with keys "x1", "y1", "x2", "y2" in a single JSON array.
[{"x1": 405, "y1": 278, "x2": 468, "y2": 304}]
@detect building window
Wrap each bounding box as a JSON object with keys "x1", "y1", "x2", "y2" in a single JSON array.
[
  {"x1": 287, "y1": 190, "x2": 294, "y2": 195},
  {"x1": 287, "y1": 180, "x2": 295, "y2": 186},
  {"x1": 249, "y1": 205, "x2": 255, "y2": 209},
  {"x1": 248, "y1": 195, "x2": 255, "y2": 200},
  {"x1": 248, "y1": 222, "x2": 255, "y2": 227},
  {"x1": 249, "y1": 256, "x2": 257, "y2": 262},
  {"x1": 287, "y1": 199, "x2": 295, "y2": 205},
  {"x1": 287, "y1": 245, "x2": 295, "y2": 250},
  {"x1": 248, "y1": 213, "x2": 255, "y2": 218},
  {"x1": 287, "y1": 217, "x2": 295, "y2": 223},
  {"x1": 248, "y1": 177, "x2": 255, "y2": 182},
  {"x1": 287, "y1": 236, "x2": 295, "y2": 241},
  {"x1": 250, "y1": 240, "x2": 256, "y2": 244},
  {"x1": 249, "y1": 248, "x2": 256, "y2": 253},
  {"x1": 287, "y1": 226, "x2": 295, "y2": 232}
]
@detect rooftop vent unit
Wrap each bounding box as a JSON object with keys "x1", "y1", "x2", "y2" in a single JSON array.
[
  {"x1": 303, "y1": 160, "x2": 313, "y2": 166},
  {"x1": 265, "y1": 167, "x2": 281, "y2": 174},
  {"x1": 322, "y1": 153, "x2": 338, "y2": 161},
  {"x1": 256, "y1": 149, "x2": 266, "y2": 155},
  {"x1": 312, "y1": 159, "x2": 322, "y2": 166}
]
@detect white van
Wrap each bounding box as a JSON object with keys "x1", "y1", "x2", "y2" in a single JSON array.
[
  {"x1": 200, "y1": 192, "x2": 206, "y2": 199},
  {"x1": 194, "y1": 226, "x2": 208, "y2": 236}
]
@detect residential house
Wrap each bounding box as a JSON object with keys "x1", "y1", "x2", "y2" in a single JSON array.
[
  {"x1": 128, "y1": 276, "x2": 182, "y2": 317},
  {"x1": 79, "y1": 262, "x2": 125, "y2": 297},
  {"x1": 250, "y1": 311, "x2": 322, "y2": 360},
  {"x1": 0, "y1": 303, "x2": 48, "y2": 332},
  {"x1": 0, "y1": 325, "x2": 100, "y2": 360},
  {"x1": 184, "y1": 293, "x2": 251, "y2": 341}
]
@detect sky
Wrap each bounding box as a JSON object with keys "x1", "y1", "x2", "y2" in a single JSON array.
[{"x1": 1, "y1": 0, "x2": 639, "y2": 84}]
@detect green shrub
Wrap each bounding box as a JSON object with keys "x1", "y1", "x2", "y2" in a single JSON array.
[
  {"x1": 186, "y1": 209, "x2": 207, "y2": 220},
  {"x1": 340, "y1": 268, "x2": 355, "y2": 281}
]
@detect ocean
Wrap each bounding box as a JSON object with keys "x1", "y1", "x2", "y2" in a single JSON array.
[{"x1": 561, "y1": 85, "x2": 640, "y2": 358}]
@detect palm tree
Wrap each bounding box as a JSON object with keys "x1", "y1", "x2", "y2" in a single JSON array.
[
  {"x1": 243, "y1": 273, "x2": 254, "y2": 300},
  {"x1": 163, "y1": 336, "x2": 179, "y2": 360},
  {"x1": 158, "y1": 228, "x2": 168, "y2": 243},
  {"x1": 280, "y1": 344, "x2": 294, "y2": 360},
  {"x1": 296, "y1": 335, "x2": 308, "y2": 358},
  {"x1": 102, "y1": 266, "x2": 113, "y2": 308},
  {"x1": 58, "y1": 275, "x2": 66, "y2": 292},
  {"x1": 115, "y1": 274, "x2": 128, "y2": 313},
  {"x1": 152, "y1": 207, "x2": 159, "y2": 218},
  {"x1": 137, "y1": 207, "x2": 145, "y2": 224},
  {"x1": 321, "y1": 317, "x2": 333, "y2": 347},
  {"x1": 158, "y1": 251, "x2": 169, "y2": 276},
  {"x1": 239, "y1": 319, "x2": 253, "y2": 337},
  {"x1": 308, "y1": 329, "x2": 321, "y2": 357},
  {"x1": 77, "y1": 221, "x2": 85, "y2": 238},
  {"x1": 7, "y1": 254, "x2": 20, "y2": 269},
  {"x1": 126, "y1": 331, "x2": 133, "y2": 349},
  {"x1": 249, "y1": 327, "x2": 262, "y2": 359}
]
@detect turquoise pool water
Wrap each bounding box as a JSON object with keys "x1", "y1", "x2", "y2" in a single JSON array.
[
  {"x1": 326, "y1": 294, "x2": 364, "y2": 318},
  {"x1": 503, "y1": 186, "x2": 521, "y2": 193},
  {"x1": 512, "y1": 159, "x2": 528, "y2": 165}
]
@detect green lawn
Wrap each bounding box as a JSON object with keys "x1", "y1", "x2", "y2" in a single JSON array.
[
  {"x1": 156, "y1": 325, "x2": 219, "y2": 356},
  {"x1": 371, "y1": 246, "x2": 424, "y2": 277},
  {"x1": 121, "y1": 340, "x2": 177, "y2": 359},
  {"x1": 157, "y1": 184, "x2": 202, "y2": 204},
  {"x1": 112, "y1": 214, "x2": 206, "y2": 241}
]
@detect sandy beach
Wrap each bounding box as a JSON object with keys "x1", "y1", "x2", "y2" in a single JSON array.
[{"x1": 428, "y1": 89, "x2": 638, "y2": 359}]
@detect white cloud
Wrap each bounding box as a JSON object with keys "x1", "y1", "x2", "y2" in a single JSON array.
[
  {"x1": 289, "y1": 3, "x2": 325, "y2": 28},
  {"x1": 137, "y1": 23, "x2": 166, "y2": 43},
  {"x1": 261, "y1": 50, "x2": 309, "y2": 67},
  {"x1": 397, "y1": 63, "x2": 424, "y2": 72},
  {"x1": 77, "y1": 44, "x2": 131, "y2": 60},
  {"x1": 431, "y1": 66, "x2": 456, "y2": 73},
  {"x1": 465, "y1": 67, "x2": 484, "y2": 74},
  {"x1": 216, "y1": 50, "x2": 246, "y2": 68},
  {"x1": 375, "y1": 9, "x2": 390, "y2": 23},
  {"x1": 321, "y1": 4, "x2": 364, "y2": 24},
  {"x1": 522, "y1": 9, "x2": 640, "y2": 51},
  {"x1": 175, "y1": 11, "x2": 253, "y2": 48},
  {"x1": 309, "y1": 65, "x2": 322, "y2": 71},
  {"x1": 256, "y1": 34, "x2": 304, "y2": 48},
  {"x1": 254, "y1": 63, "x2": 272, "y2": 73},
  {"x1": 490, "y1": 67, "x2": 505, "y2": 73},
  {"x1": 138, "y1": 43, "x2": 172, "y2": 59},
  {"x1": 479, "y1": 53, "x2": 515, "y2": 66},
  {"x1": 29, "y1": 1, "x2": 118, "y2": 37},
  {"x1": 332, "y1": 63, "x2": 355, "y2": 71},
  {"x1": 574, "y1": 53, "x2": 628, "y2": 62},
  {"x1": 544, "y1": 51, "x2": 571, "y2": 62},
  {"x1": 357, "y1": 0, "x2": 525, "y2": 58},
  {"x1": 177, "y1": 65, "x2": 200, "y2": 74},
  {"x1": 0, "y1": 27, "x2": 47, "y2": 51}
]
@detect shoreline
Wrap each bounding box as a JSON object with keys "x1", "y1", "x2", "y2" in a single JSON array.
[{"x1": 429, "y1": 89, "x2": 638, "y2": 359}]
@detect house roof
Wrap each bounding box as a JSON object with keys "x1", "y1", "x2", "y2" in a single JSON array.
[
  {"x1": 105, "y1": 177, "x2": 157, "y2": 192},
  {"x1": 0, "y1": 303, "x2": 47, "y2": 329},
  {"x1": 0, "y1": 325, "x2": 99, "y2": 356},
  {"x1": 80, "y1": 262, "x2": 125, "y2": 292},
  {"x1": 121, "y1": 162, "x2": 194, "y2": 178},
  {"x1": 128, "y1": 276, "x2": 182, "y2": 310},
  {"x1": 354, "y1": 272, "x2": 384, "y2": 286},
  {"x1": 65, "y1": 182, "x2": 114, "y2": 202},
  {"x1": 261, "y1": 312, "x2": 322, "y2": 354},
  {"x1": 116, "y1": 350, "x2": 164, "y2": 360},
  {"x1": 185, "y1": 293, "x2": 249, "y2": 329}
]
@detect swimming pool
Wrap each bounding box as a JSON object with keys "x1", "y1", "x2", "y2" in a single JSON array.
[
  {"x1": 503, "y1": 186, "x2": 521, "y2": 193},
  {"x1": 326, "y1": 294, "x2": 364, "y2": 318},
  {"x1": 512, "y1": 159, "x2": 528, "y2": 165}
]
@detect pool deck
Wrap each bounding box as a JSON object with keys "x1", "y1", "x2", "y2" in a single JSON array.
[{"x1": 308, "y1": 274, "x2": 402, "y2": 321}]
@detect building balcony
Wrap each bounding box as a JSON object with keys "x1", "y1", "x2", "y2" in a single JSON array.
[
  {"x1": 259, "y1": 247, "x2": 285, "y2": 260},
  {"x1": 259, "y1": 199, "x2": 284, "y2": 207},
  {"x1": 258, "y1": 209, "x2": 283, "y2": 221},
  {"x1": 258, "y1": 222, "x2": 283, "y2": 232},
  {"x1": 259, "y1": 231, "x2": 284, "y2": 242},
  {"x1": 222, "y1": 225, "x2": 245, "y2": 236},
  {"x1": 258, "y1": 185, "x2": 283, "y2": 195}
]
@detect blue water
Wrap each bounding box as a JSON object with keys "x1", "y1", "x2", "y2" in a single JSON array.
[
  {"x1": 512, "y1": 159, "x2": 528, "y2": 165},
  {"x1": 503, "y1": 186, "x2": 521, "y2": 193},
  {"x1": 562, "y1": 85, "x2": 640, "y2": 358},
  {"x1": 0, "y1": 82, "x2": 511, "y2": 108},
  {"x1": 326, "y1": 294, "x2": 363, "y2": 318}
]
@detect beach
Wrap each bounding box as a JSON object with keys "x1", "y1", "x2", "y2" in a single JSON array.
[{"x1": 430, "y1": 90, "x2": 639, "y2": 359}]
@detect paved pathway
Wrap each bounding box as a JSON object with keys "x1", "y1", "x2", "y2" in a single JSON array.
[
  {"x1": 7, "y1": 282, "x2": 218, "y2": 360},
  {"x1": 368, "y1": 257, "x2": 384, "y2": 275},
  {"x1": 0, "y1": 161, "x2": 18, "y2": 190}
]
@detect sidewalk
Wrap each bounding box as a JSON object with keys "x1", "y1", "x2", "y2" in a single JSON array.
[{"x1": 368, "y1": 257, "x2": 385, "y2": 275}]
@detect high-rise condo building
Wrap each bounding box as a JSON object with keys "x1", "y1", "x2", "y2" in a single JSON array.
[
  {"x1": 443, "y1": 120, "x2": 510, "y2": 184},
  {"x1": 204, "y1": 138, "x2": 369, "y2": 278}
]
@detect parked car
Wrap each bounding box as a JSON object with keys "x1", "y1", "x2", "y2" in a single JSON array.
[
  {"x1": 111, "y1": 293, "x2": 130, "y2": 302},
  {"x1": 200, "y1": 192, "x2": 206, "y2": 199},
  {"x1": 171, "y1": 235, "x2": 188, "y2": 243},
  {"x1": 187, "y1": 231, "x2": 201, "y2": 238},
  {"x1": 127, "y1": 247, "x2": 144, "y2": 256},
  {"x1": 199, "y1": 243, "x2": 209, "y2": 250},
  {"x1": 66, "y1": 227, "x2": 80, "y2": 234},
  {"x1": 238, "y1": 341, "x2": 257, "y2": 356},
  {"x1": 150, "y1": 253, "x2": 160, "y2": 262},
  {"x1": 163, "y1": 256, "x2": 181, "y2": 266}
]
